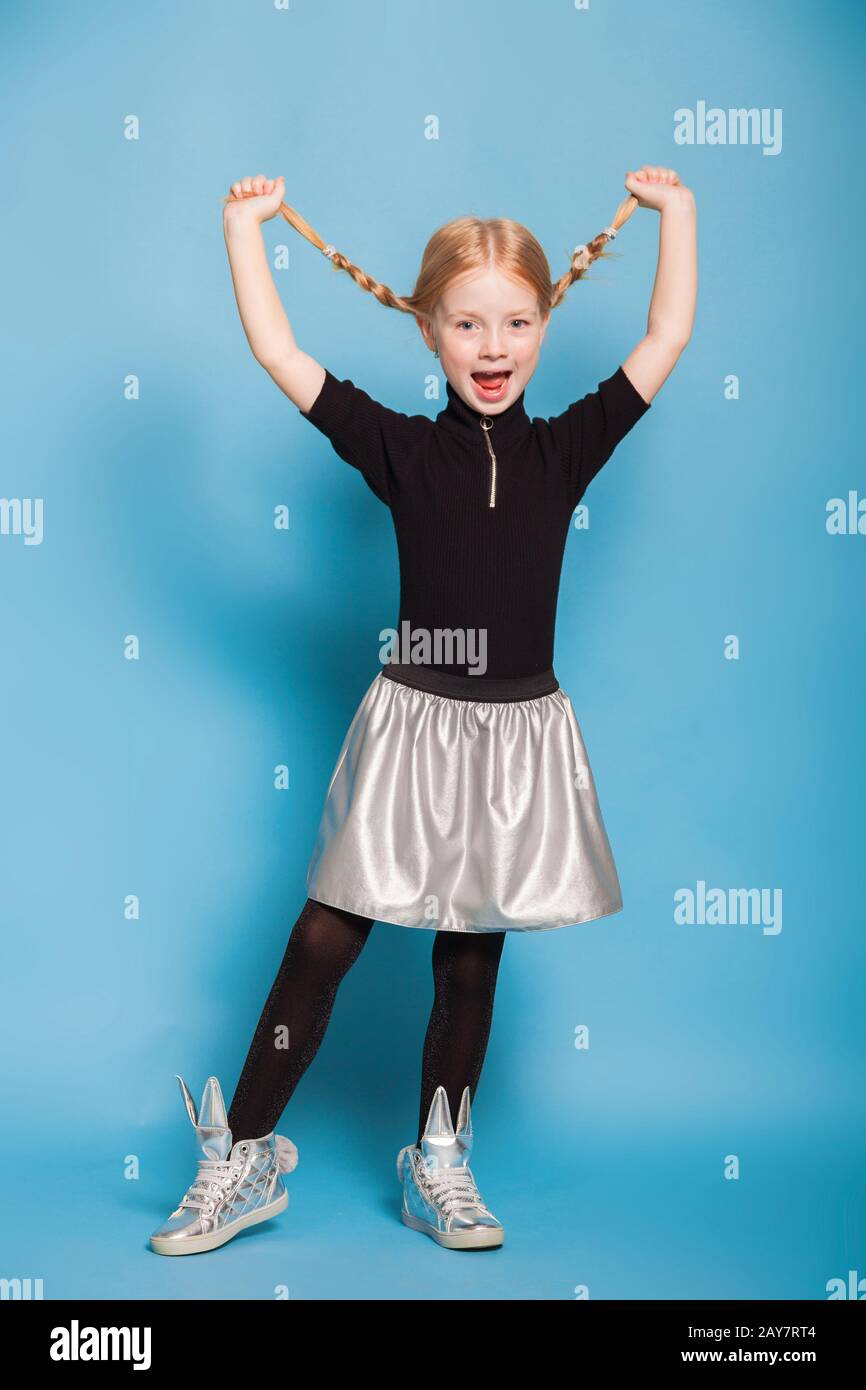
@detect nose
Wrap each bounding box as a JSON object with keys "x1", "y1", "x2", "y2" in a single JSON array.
[{"x1": 478, "y1": 335, "x2": 507, "y2": 361}]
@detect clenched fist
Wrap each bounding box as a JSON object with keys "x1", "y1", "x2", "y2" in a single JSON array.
[
  {"x1": 624, "y1": 165, "x2": 693, "y2": 212},
  {"x1": 223, "y1": 173, "x2": 286, "y2": 226}
]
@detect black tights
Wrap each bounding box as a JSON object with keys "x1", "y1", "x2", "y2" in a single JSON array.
[{"x1": 226, "y1": 897, "x2": 506, "y2": 1147}]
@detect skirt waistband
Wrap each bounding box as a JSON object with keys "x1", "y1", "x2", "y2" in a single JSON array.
[{"x1": 380, "y1": 662, "x2": 560, "y2": 703}]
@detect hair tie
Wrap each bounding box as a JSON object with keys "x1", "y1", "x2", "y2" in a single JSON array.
[
  {"x1": 602, "y1": 225, "x2": 617, "y2": 240},
  {"x1": 572, "y1": 244, "x2": 592, "y2": 272},
  {"x1": 322, "y1": 244, "x2": 338, "y2": 260}
]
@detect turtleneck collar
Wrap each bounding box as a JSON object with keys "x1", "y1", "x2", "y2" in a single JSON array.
[{"x1": 436, "y1": 377, "x2": 532, "y2": 448}]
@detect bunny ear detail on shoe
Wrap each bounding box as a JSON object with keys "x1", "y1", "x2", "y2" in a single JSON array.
[
  {"x1": 184, "y1": 1075, "x2": 232, "y2": 1162},
  {"x1": 421, "y1": 1085, "x2": 474, "y2": 1169},
  {"x1": 173, "y1": 1074, "x2": 299, "y2": 1171},
  {"x1": 198, "y1": 1076, "x2": 229, "y2": 1131},
  {"x1": 424, "y1": 1085, "x2": 456, "y2": 1140},
  {"x1": 175, "y1": 1075, "x2": 199, "y2": 1127},
  {"x1": 455, "y1": 1086, "x2": 473, "y2": 1139},
  {"x1": 275, "y1": 1134, "x2": 299, "y2": 1174}
]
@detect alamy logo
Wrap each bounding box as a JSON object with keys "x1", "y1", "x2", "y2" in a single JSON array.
[
  {"x1": 674, "y1": 101, "x2": 782, "y2": 156},
  {"x1": 0, "y1": 497, "x2": 43, "y2": 544},
  {"x1": 379, "y1": 622, "x2": 488, "y2": 675},
  {"x1": 826, "y1": 1269, "x2": 866, "y2": 1299},
  {"x1": 674, "y1": 880, "x2": 782, "y2": 935},
  {"x1": 0, "y1": 1276, "x2": 44, "y2": 1299},
  {"x1": 49, "y1": 1320, "x2": 151, "y2": 1369},
  {"x1": 826, "y1": 491, "x2": 866, "y2": 534}
]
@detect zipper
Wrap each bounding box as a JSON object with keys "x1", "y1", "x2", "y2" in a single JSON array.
[{"x1": 480, "y1": 416, "x2": 497, "y2": 507}]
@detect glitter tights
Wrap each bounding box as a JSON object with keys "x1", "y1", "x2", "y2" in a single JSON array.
[{"x1": 225, "y1": 897, "x2": 506, "y2": 1147}]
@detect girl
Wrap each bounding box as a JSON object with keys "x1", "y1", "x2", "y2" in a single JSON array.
[{"x1": 148, "y1": 166, "x2": 697, "y2": 1256}]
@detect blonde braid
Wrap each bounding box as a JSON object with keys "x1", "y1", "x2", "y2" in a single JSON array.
[
  {"x1": 549, "y1": 194, "x2": 639, "y2": 309},
  {"x1": 223, "y1": 189, "x2": 639, "y2": 315},
  {"x1": 222, "y1": 190, "x2": 415, "y2": 313}
]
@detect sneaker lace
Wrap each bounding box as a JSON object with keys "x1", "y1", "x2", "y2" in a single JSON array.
[
  {"x1": 419, "y1": 1155, "x2": 494, "y2": 1219},
  {"x1": 178, "y1": 1158, "x2": 243, "y2": 1212}
]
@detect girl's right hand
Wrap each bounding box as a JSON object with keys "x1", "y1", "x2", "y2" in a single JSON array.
[{"x1": 223, "y1": 173, "x2": 285, "y2": 225}]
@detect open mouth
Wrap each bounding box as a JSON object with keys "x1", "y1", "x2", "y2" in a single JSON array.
[{"x1": 470, "y1": 370, "x2": 512, "y2": 402}]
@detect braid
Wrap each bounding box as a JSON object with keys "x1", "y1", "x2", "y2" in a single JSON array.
[
  {"x1": 224, "y1": 189, "x2": 639, "y2": 315},
  {"x1": 273, "y1": 196, "x2": 413, "y2": 313},
  {"x1": 549, "y1": 194, "x2": 639, "y2": 310}
]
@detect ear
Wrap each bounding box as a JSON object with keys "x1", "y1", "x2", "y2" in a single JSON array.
[
  {"x1": 415, "y1": 313, "x2": 435, "y2": 353},
  {"x1": 538, "y1": 308, "x2": 551, "y2": 343}
]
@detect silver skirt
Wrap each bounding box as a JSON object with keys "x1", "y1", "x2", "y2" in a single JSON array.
[{"x1": 305, "y1": 670, "x2": 623, "y2": 934}]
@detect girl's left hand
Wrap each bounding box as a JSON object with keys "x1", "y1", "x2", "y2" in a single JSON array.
[{"x1": 625, "y1": 166, "x2": 692, "y2": 211}]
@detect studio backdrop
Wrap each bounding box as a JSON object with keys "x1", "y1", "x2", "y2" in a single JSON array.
[{"x1": 1, "y1": 0, "x2": 864, "y2": 1301}]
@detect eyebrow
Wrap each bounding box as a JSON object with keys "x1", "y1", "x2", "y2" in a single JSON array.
[{"x1": 448, "y1": 309, "x2": 536, "y2": 319}]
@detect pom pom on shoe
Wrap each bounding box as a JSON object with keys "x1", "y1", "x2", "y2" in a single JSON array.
[{"x1": 275, "y1": 1134, "x2": 299, "y2": 1174}]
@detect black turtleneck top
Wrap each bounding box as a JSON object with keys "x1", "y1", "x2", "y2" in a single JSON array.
[{"x1": 300, "y1": 364, "x2": 651, "y2": 684}]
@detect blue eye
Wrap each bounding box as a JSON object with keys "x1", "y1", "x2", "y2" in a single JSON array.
[{"x1": 455, "y1": 319, "x2": 529, "y2": 331}]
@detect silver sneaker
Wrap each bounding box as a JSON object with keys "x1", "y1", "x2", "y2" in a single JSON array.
[
  {"x1": 149, "y1": 1074, "x2": 298, "y2": 1256},
  {"x1": 397, "y1": 1085, "x2": 504, "y2": 1249}
]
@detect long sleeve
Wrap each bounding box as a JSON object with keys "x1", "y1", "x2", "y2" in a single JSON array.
[
  {"x1": 299, "y1": 368, "x2": 428, "y2": 508},
  {"x1": 545, "y1": 365, "x2": 651, "y2": 505}
]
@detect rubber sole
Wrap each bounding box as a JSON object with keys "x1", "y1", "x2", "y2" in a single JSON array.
[
  {"x1": 401, "y1": 1207, "x2": 504, "y2": 1249},
  {"x1": 149, "y1": 1186, "x2": 288, "y2": 1256}
]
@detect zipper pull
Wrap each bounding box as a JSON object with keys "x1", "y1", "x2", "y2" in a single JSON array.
[{"x1": 480, "y1": 416, "x2": 497, "y2": 507}]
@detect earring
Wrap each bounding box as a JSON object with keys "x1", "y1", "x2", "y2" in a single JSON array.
[{"x1": 433, "y1": 343, "x2": 439, "y2": 359}]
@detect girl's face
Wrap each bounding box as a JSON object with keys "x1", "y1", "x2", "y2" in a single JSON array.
[{"x1": 418, "y1": 266, "x2": 551, "y2": 414}]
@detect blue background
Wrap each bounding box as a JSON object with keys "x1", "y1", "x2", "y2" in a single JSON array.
[{"x1": 2, "y1": 0, "x2": 864, "y2": 1301}]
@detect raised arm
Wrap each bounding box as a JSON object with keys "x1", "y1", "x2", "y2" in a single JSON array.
[
  {"x1": 222, "y1": 173, "x2": 325, "y2": 413},
  {"x1": 618, "y1": 166, "x2": 697, "y2": 405}
]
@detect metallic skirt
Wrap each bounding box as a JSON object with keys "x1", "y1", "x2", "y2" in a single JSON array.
[{"x1": 305, "y1": 667, "x2": 623, "y2": 934}]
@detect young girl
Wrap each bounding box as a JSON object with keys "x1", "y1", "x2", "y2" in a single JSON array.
[{"x1": 149, "y1": 165, "x2": 697, "y2": 1256}]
